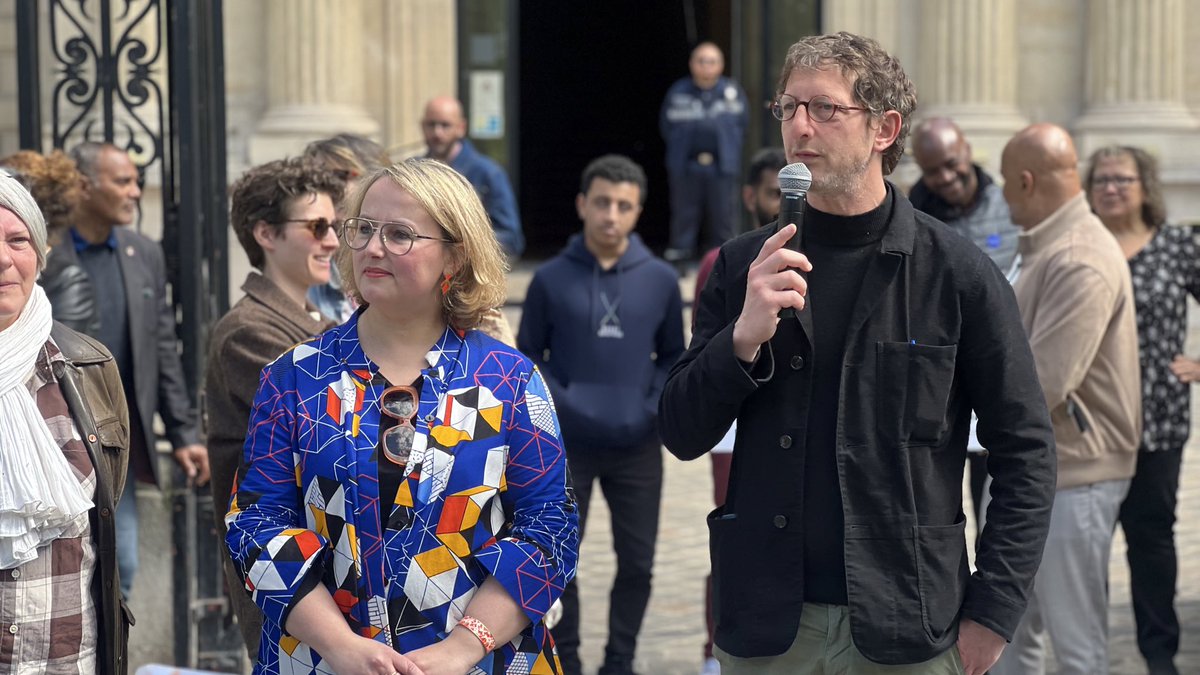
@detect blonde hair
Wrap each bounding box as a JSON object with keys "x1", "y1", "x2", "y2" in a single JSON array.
[{"x1": 337, "y1": 158, "x2": 508, "y2": 330}]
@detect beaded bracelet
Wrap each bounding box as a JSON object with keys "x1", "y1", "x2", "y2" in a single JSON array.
[{"x1": 457, "y1": 615, "x2": 496, "y2": 654}]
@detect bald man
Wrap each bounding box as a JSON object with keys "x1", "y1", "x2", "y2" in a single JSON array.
[
  {"x1": 910, "y1": 118, "x2": 1022, "y2": 533},
  {"x1": 910, "y1": 118, "x2": 1020, "y2": 274},
  {"x1": 421, "y1": 96, "x2": 525, "y2": 256},
  {"x1": 991, "y1": 124, "x2": 1140, "y2": 675},
  {"x1": 660, "y1": 42, "x2": 748, "y2": 271}
]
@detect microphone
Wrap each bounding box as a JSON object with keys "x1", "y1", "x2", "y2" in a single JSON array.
[{"x1": 777, "y1": 162, "x2": 811, "y2": 319}]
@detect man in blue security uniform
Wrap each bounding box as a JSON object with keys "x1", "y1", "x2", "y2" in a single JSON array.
[{"x1": 660, "y1": 42, "x2": 748, "y2": 271}]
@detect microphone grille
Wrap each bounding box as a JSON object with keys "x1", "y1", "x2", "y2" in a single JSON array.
[{"x1": 778, "y1": 162, "x2": 812, "y2": 194}]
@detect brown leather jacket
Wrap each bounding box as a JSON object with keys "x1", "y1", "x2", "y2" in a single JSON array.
[{"x1": 50, "y1": 322, "x2": 132, "y2": 675}]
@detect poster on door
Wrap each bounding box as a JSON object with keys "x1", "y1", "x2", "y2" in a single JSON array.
[{"x1": 470, "y1": 71, "x2": 504, "y2": 139}]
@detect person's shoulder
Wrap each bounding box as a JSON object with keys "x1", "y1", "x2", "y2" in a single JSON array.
[
  {"x1": 51, "y1": 321, "x2": 114, "y2": 365},
  {"x1": 464, "y1": 329, "x2": 536, "y2": 371}
]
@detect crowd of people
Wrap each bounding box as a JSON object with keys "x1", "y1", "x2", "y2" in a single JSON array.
[{"x1": 0, "y1": 28, "x2": 1193, "y2": 675}]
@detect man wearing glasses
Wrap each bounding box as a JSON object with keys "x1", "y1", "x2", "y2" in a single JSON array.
[
  {"x1": 205, "y1": 156, "x2": 343, "y2": 657},
  {"x1": 660, "y1": 41, "x2": 748, "y2": 272},
  {"x1": 659, "y1": 33, "x2": 1055, "y2": 675}
]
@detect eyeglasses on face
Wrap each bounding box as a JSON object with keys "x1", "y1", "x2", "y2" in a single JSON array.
[
  {"x1": 1091, "y1": 175, "x2": 1139, "y2": 190},
  {"x1": 771, "y1": 93, "x2": 869, "y2": 123},
  {"x1": 278, "y1": 217, "x2": 342, "y2": 239},
  {"x1": 380, "y1": 385, "x2": 419, "y2": 466},
  {"x1": 342, "y1": 216, "x2": 455, "y2": 256}
]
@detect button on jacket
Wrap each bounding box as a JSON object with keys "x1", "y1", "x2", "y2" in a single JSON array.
[{"x1": 658, "y1": 192, "x2": 1056, "y2": 665}]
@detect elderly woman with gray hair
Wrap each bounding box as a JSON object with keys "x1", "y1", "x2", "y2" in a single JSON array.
[{"x1": 0, "y1": 172, "x2": 131, "y2": 674}]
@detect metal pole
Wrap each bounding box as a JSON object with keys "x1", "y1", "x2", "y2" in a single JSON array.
[{"x1": 15, "y1": 0, "x2": 42, "y2": 151}]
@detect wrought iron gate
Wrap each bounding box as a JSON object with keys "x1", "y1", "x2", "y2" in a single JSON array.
[{"x1": 15, "y1": 0, "x2": 235, "y2": 669}]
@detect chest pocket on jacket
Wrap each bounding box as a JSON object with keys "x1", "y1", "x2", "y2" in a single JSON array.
[{"x1": 876, "y1": 342, "x2": 957, "y2": 446}]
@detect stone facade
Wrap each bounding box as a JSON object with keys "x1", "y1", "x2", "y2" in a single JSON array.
[{"x1": 828, "y1": 0, "x2": 1200, "y2": 222}]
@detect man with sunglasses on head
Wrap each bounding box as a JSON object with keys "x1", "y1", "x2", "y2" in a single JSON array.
[
  {"x1": 519, "y1": 155, "x2": 684, "y2": 675},
  {"x1": 204, "y1": 156, "x2": 343, "y2": 658},
  {"x1": 660, "y1": 41, "x2": 748, "y2": 273},
  {"x1": 659, "y1": 33, "x2": 1055, "y2": 675},
  {"x1": 53, "y1": 141, "x2": 210, "y2": 601}
]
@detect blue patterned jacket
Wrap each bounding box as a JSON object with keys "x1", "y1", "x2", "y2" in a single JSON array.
[{"x1": 226, "y1": 312, "x2": 578, "y2": 674}]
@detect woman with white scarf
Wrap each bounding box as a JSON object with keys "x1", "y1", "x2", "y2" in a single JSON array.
[{"x1": 0, "y1": 171, "x2": 131, "y2": 674}]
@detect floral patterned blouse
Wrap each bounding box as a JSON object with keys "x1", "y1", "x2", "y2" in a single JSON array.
[{"x1": 1127, "y1": 224, "x2": 1200, "y2": 452}]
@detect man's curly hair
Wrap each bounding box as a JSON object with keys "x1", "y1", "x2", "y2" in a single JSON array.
[
  {"x1": 776, "y1": 32, "x2": 917, "y2": 175},
  {"x1": 229, "y1": 157, "x2": 345, "y2": 269}
]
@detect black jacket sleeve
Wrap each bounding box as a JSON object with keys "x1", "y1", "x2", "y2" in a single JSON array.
[
  {"x1": 658, "y1": 243, "x2": 771, "y2": 460},
  {"x1": 41, "y1": 256, "x2": 101, "y2": 336}
]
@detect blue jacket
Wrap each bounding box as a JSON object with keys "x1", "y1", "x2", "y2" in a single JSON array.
[
  {"x1": 660, "y1": 75, "x2": 748, "y2": 176},
  {"x1": 446, "y1": 139, "x2": 525, "y2": 257},
  {"x1": 518, "y1": 233, "x2": 685, "y2": 450},
  {"x1": 226, "y1": 313, "x2": 578, "y2": 673}
]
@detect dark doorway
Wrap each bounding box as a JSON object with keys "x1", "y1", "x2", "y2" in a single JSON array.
[{"x1": 518, "y1": 2, "x2": 731, "y2": 256}]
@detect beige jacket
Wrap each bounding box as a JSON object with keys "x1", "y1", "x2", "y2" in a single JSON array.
[{"x1": 1013, "y1": 192, "x2": 1140, "y2": 490}]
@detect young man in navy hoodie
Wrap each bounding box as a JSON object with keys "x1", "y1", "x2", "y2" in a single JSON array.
[{"x1": 519, "y1": 155, "x2": 685, "y2": 675}]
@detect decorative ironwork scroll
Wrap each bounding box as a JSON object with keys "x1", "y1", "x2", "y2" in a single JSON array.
[{"x1": 47, "y1": 0, "x2": 168, "y2": 180}]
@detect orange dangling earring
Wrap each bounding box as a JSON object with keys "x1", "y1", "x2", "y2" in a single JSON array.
[{"x1": 441, "y1": 272, "x2": 453, "y2": 294}]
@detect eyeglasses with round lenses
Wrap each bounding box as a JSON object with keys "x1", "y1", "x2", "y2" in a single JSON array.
[
  {"x1": 771, "y1": 94, "x2": 869, "y2": 123},
  {"x1": 342, "y1": 216, "x2": 454, "y2": 256},
  {"x1": 380, "y1": 385, "x2": 419, "y2": 466},
  {"x1": 1091, "y1": 175, "x2": 1139, "y2": 190},
  {"x1": 278, "y1": 217, "x2": 342, "y2": 239}
]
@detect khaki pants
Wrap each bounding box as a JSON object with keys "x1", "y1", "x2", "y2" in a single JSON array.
[{"x1": 715, "y1": 603, "x2": 963, "y2": 674}]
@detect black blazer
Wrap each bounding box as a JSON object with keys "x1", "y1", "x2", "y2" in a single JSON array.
[
  {"x1": 659, "y1": 188, "x2": 1056, "y2": 664},
  {"x1": 48, "y1": 227, "x2": 199, "y2": 485}
]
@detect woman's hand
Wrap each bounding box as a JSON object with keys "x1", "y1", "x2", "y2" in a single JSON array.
[
  {"x1": 319, "y1": 635, "x2": 426, "y2": 675},
  {"x1": 405, "y1": 629, "x2": 486, "y2": 675},
  {"x1": 1170, "y1": 355, "x2": 1200, "y2": 383}
]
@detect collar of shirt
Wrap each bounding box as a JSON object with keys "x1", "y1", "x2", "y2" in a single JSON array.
[{"x1": 69, "y1": 226, "x2": 118, "y2": 253}]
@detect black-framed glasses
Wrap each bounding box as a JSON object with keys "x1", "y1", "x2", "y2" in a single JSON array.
[
  {"x1": 278, "y1": 217, "x2": 342, "y2": 239},
  {"x1": 1090, "y1": 175, "x2": 1139, "y2": 190},
  {"x1": 342, "y1": 216, "x2": 454, "y2": 256},
  {"x1": 380, "y1": 385, "x2": 419, "y2": 466},
  {"x1": 771, "y1": 94, "x2": 869, "y2": 123}
]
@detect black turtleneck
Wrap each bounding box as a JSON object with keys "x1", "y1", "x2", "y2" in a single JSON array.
[{"x1": 802, "y1": 188, "x2": 893, "y2": 605}]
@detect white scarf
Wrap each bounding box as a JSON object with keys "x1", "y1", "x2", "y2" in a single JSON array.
[{"x1": 0, "y1": 285, "x2": 94, "y2": 569}]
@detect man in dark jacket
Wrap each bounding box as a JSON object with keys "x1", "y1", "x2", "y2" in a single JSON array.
[
  {"x1": 53, "y1": 142, "x2": 208, "y2": 599},
  {"x1": 658, "y1": 32, "x2": 1056, "y2": 675},
  {"x1": 519, "y1": 155, "x2": 684, "y2": 675},
  {"x1": 660, "y1": 42, "x2": 748, "y2": 268}
]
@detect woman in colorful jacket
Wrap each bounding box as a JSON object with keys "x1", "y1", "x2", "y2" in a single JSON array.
[{"x1": 226, "y1": 158, "x2": 578, "y2": 675}]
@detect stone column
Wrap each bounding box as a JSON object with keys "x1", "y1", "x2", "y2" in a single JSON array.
[
  {"x1": 823, "y1": 0, "x2": 900, "y2": 54},
  {"x1": 1074, "y1": 0, "x2": 1200, "y2": 224},
  {"x1": 1075, "y1": 0, "x2": 1198, "y2": 136},
  {"x1": 248, "y1": 0, "x2": 380, "y2": 163},
  {"x1": 915, "y1": 0, "x2": 1026, "y2": 163}
]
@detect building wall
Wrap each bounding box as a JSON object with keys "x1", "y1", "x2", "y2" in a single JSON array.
[{"x1": 825, "y1": 0, "x2": 1200, "y2": 223}]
